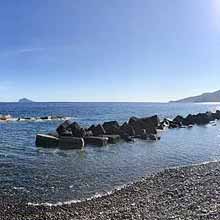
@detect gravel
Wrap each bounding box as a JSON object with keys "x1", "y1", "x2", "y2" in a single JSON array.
[{"x1": 1, "y1": 161, "x2": 220, "y2": 220}]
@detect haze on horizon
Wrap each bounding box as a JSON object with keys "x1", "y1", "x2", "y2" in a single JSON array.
[{"x1": 0, "y1": 0, "x2": 220, "y2": 102}]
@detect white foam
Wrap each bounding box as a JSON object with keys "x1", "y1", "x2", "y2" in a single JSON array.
[{"x1": 27, "y1": 184, "x2": 127, "y2": 207}]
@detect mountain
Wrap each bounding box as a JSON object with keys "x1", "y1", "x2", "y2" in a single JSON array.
[
  {"x1": 18, "y1": 98, "x2": 34, "y2": 103},
  {"x1": 171, "y1": 90, "x2": 220, "y2": 103}
]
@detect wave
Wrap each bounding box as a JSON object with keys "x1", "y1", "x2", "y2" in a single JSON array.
[
  {"x1": 27, "y1": 159, "x2": 220, "y2": 207},
  {"x1": 27, "y1": 184, "x2": 127, "y2": 207}
]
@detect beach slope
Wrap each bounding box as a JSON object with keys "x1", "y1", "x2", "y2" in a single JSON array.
[{"x1": 1, "y1": 161, "x2": 220, "y2": 220}]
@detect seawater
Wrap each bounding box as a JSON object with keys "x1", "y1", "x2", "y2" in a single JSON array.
[{"x1": 0, "y1": 102, "x2": 220, "y2": 204}]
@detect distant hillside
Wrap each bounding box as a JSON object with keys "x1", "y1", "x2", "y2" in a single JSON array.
[
  {"x1": 171, "y1": 90, "x2": 220, "y2": 103},
  {"x1": 18, "y1": 98, "x2": 34, "y2": 103}
]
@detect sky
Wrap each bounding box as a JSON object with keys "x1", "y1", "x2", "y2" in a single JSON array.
[{"x1": 0, "y1": 0, "x2": 220, "y2": 102}]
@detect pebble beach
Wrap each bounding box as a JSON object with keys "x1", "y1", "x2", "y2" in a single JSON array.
[{"x1": 1, "y1": 161, "x2": 220, "y2": 220}]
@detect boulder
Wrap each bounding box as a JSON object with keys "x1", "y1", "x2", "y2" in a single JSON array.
[
  {"x1": 173, "y1": 115, "x2": 184, "y2": 125},
  {"x1": 182, "y1": 114, "x2": 196, "y2": 126},
  {"x1": 103, "y1": 121, "x2": 120, "y2": 135},
  {"x1": 58, "y1": 131, "x2": 73, "y2": 137},
  {"x1": 213, "y1": 110, "x2": 220, "y2": 120},
  {"x1": 58, "y1": 137, "x2": 84, "y2": 149},
  {"x1": 162, "y1": 118, "x2": 171, "y2": 127},
  {"x1": 89, "y1": 124, "x2": 106, "y2": 136},
  {"x1": 69, "y1": 122, "x2": 86, "y2": 137},
  {"x1": 120, "y1": 122, "x2": 135, "y2": 136},
  {"x1": 85, "y1": 130, "x2": 93, "y2": 137},
  {"x1": 149, "y1": 134, "x2": 158, "y2": 141},
  {"x1": 194, "y1": 113, "x2": 211, "y2": 125},
  {"x1": 40, "y1": 116, "x2": 49, "y2": 120},
  {"x1": 141, "y1": 115, "x2": 160, "y2": 127},
  {"x1": 101, "y1": 134, "x2": 121, "y2": 144},
  {"x1": 47, "y1": 131, "x2": 59, "y2": 138},
  {"x1": 36, "y1": 134, "x2": 59, "y2": 148},
  {"x1": 56, "y1": 120, "x2": 72, "y2": 135},
  {"x1": 206, "y1": 111, "x2": 215, "y2": 121},
  {"x1": 128, "y1": 115, "x2": 159, "y2": 135},
  {"x1": 157, "y1": 123, "x2": 164, "y2": 130},
  {"x1": 169, "y1": 121, "x2": 180, "y2": 129},
  {"x1": 84, "y1": 136, "x2": 108, "y2": 146},
  {"x1": 119, "y1": 133, "x2": 134, "y2": 142}
]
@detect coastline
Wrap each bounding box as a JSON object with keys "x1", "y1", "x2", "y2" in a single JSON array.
[{"x1": 2, "y1": 161, "x2": 220, "y2": 220}]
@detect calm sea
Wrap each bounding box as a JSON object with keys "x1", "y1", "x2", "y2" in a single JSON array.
[{"x1": 0, "y1": 102, "x2": 220, "y2": 205}]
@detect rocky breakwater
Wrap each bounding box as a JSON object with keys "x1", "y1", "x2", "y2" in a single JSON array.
[
  {"x1": 36, "y1": 115, "x2": 161, "y2": 149},
  {"x1": 35, "y1": 110, "x2": 220, "y2": 150},
  {"x1": 0, "y1": 114, "x2": 69, "y2": 122},
  {"x1": 159, "y1": 110, "x2": 220, "y2": 129}
]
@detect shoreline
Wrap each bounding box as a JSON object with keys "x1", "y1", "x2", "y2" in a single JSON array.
[{"x1": 2, "y1": 161, "x2": 220, "y2": 219}]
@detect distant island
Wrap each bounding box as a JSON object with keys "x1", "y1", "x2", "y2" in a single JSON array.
[
  {"x1": 18, "y1": 98, "x2": 34, "y2": 103},
  {"x1": 170, "y1": 89, "x2": 220, "y2": 103}
]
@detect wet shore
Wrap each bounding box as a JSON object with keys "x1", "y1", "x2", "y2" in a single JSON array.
[{"x1": 1, "y1": 161, "x2": 220, "y2": 220}]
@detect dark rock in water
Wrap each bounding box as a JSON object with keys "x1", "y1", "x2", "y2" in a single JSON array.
[
  {"x1": 194, "y1": 113, "x2": 211, "y2": 125},
  {"x1": 120, "y1": 133, "x2": 134, "y2": 142},
  {"x1": 213, "y1": 110, "x2": 220, "y2": 120},
  {"x1": 56, "y1": 120, "x2": 72, "y2": 135},
  {"x1": 24, "y1": 117, "x2": 31, "y2": 120},
  {"x1": 88, "y1": 124, "x2": 95, "y2": 131},
  {"x1": 59, "y1": 130, "x2": 73, "y2": 137},
  {"x1": 162, "y1": 118, "x2": 171, "y2": 127},
  {"x1": 182, "y1": 114, "x2": 196, "y2": 126},
  {"x1": 141, "y1": 115, "x2": 160, "y2": 127},
  {"x1": 169, "y1": 121, "x2": 181, "y2": 129},
  {"x1": 89, "y1": 124, "x2": 106, "y2": 136},
  {"x1": 85, "y1": 130, "x2": 93, "y2": 137},
  {"x1": 157, "y1": 123, "x2": 164, "y2": 130},
  {"x1": 206, "y1": 111, "x2": 215, "y2": 121},
  {"x1": 149, "y1": 134, "x2": 158, "y2": 141},
  {"x1": 128, "y1": 115, "x2": 158, "y2": 135},
  {"x1": 58, "y1": 137, "x2": 84, "y2": 149},
  {"x1": 103, "y1": 121, "x2": 120, "y2": 135},
  {"x1": 182, "y1": 112, "x2": 212, "y2": 126},
  {"x1": 40, "y1": 116, "x2": 48, "y2": 120},
  {"x1": 173, "y1": 115, "x2": 184, "y2": 124},
  {"x1": 84, "y1": 136, "x2": 108, "y2": 146},
  {"x1": 120, "y1": 122, "x2": 135, "y2": 136},
  {"x1": 101, "y1": 134, "x2": 121, "y2": 144},
  {"x1": 69, "y1": 122, "x2": 86, "y2": 137},
  {"x1": 139, "y1": 129, "x2": 148, "y2": 140},
  {"x1": 36, "y1": 134, "x2": 59, "y2": 148},
  {"x1": 47, "y1": 131, "x2": 59, "y2": 138}
]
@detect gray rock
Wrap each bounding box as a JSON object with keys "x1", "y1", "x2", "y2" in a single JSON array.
[
  {"x1": 36, "y1": 134, "x2": 59, "y2": 148},
  {"x1": 120, "y1": 122, "x2": 135, "y2": 136},
  {"x1": 101, "y1": 134, "x2": 121, "y2": 144},
  {"x1": 69, "y1": 122, "x2": 86, "y2": 137},
  {"x1": 58, "y1": 137, "x2": 84, "y2": 149},
  {"x1": 103, "y1": 121, "x2": 120, "y2": 135},
  {"x1": 84, "y1": 136, "x2": 108, "y2": 146},
  {"x1": 89, "y1": 124, "x2": 106, "y2": 136},
  {"x1": 56, "y1": 120, "x2": 72, "y2": 135}
]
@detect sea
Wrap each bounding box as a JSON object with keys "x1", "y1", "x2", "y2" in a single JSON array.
[{"x1": 0, "y1": 102, "x2": 220, "y2": 205}]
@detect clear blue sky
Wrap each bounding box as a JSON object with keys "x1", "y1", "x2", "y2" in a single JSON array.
[{"x1": 0, "y1": 0, "x2": 220, "y2": 102}]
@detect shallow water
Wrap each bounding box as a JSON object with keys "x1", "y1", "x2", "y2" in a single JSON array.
[{"x1": 0, "y1": 102, "x2": 220, "y2": 204}]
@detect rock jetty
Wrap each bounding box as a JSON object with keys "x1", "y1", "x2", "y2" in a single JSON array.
[
  {"x1": 0, "y1": 115, "x2": 69, "y2": 122},
  {"x1": 36, "y1": 110, "x2": 220, "y2": 149},
  {"x1": 36, "y1": 115, "x2": 161, "y2": 149}
]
